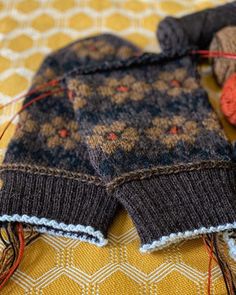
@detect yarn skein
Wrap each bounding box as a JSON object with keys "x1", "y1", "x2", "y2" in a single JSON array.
[
  {"x1": 210, "y1": 26, "x2": 236, "y2": 86},
  {"x1": 157, "y1": 1, "x2": 236, "y2": 57}
]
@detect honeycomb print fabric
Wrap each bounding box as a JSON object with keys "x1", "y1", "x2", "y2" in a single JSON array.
[{"x1": 0, "y1": 0, "x2": 235, "y2": 294}]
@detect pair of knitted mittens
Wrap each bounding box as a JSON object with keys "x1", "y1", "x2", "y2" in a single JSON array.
[
  {"x1": 0, "y1": 34, "x2": 141, "y2": 246},
  {"x1": 2, "y1": 2, "x2": 236, "y2": 253}
]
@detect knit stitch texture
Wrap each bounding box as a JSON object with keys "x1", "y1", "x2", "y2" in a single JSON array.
[
  {"x1": 0, "y1": 34, "x2": 141, "y2": 246},
  {"x1": 65, "y1": 52, "x2": 236, "y2": 252}
]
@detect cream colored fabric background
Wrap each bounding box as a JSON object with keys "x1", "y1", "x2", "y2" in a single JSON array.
[{"x1": 0, "y1": 0, "x2": 235, "y2": 294}]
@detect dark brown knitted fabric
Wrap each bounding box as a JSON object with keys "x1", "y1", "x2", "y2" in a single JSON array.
[
  {"x1": 65, "y1": 53, "x2": 236, "y2": 252},
  {"x1": 0, "y1": 34, "x2": 141, "y2": 246}
]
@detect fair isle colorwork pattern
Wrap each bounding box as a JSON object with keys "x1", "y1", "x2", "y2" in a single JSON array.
[
  {"x1": 0, "y1": 33, "x2": 140, "y2": 245},
  {"x1": 66, "y1": 53, "x2": 236, "y2": 254},
  {"x1": 0, "y1": 1, "x2": 235, "y2": 295}
]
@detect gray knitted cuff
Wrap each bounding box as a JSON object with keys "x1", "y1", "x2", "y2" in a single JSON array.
[
  {"x1": 114, "y1": 163, "x2": 236, "y2": 252},
  {"x1": 0, "y1": 165, "x2": 116, "y2": 246}
]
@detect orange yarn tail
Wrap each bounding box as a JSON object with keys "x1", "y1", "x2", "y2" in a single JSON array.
[
  {"x1": 203, "y1": 234, "x2": 236, "y2": 295},
  {"x1": 207, "y1": 239, "x2": 213, "y2": 295},
  {"x1": 0, "y1": 223, "x2": 24, "y2": 290},
  {"x1": 0, "y1": 87, "x2": 64, "y2": 141},
  {"x1": 0, "y1": 79, "x2": 59, "y2": 111},
  {"x1": 191, "y1": 50, "x2": 236, "y2": 60},
  {"x1": 203, "y1": 236, "x2": 214, "y2": 295}
]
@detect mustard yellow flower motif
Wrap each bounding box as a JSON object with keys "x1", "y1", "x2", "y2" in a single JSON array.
[
  {"x1": 146, "y1": 116, "x2": 199, "y2": 148},
  {"x1": 32, "y1": 67, "x2": 56, "y2": 87},
  {"x1": 67, "y1": 79, "x2": 91, "y2": 110},
  {"x1": 15, "y1": 111, "x2": 38, "y2": 140},
  {"x1": 98, "y1": 75, "x2": 151, "y2": 104},
  {"x1": 87, "y1": 121, "x2": 139, "y2": 155},
  {"x1": 0, "y1": 179, "x2": 3, "y2": 189},
  {"x1": 41, "y1": 117, "x2": 80, "y2": 150},
  {"x1": 203, "y1": 112, "x2": 226, "y2": 137},
  {"x1": 154, "y1": 68, "x2": 199, "y2": 97},
  {"x1": 32, "y1": 67, "x2": 63, "y2": 97},
  {"x1": 116, "y1": 46, "x2": 141, "y2": 60},
  {"x1": 71, "y1": 39, "x2": 115, "y2": 60}
]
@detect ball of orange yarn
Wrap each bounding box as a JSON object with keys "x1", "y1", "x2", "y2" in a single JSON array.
[{"x1": 221, "y1": 72, "x2": 236, "y2": 126}]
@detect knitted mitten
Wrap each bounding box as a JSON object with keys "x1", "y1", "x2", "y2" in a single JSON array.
[
  {"x1": 0, "y1": 34, "x2": 140, "y2": 246},
  {"x1": 65, "y1": 53, "x2": 236, "y2": 252}
]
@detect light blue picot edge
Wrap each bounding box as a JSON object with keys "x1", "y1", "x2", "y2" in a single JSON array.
[
  {"x1": 140, "y1": 222, "x2": 236, "y2": 253},
  {"x1": 0, "y1": 214, "x2": 108, "y2": 247},
  {"x1": 223, "y1": 231, "x2": 236, "y2": 262}
]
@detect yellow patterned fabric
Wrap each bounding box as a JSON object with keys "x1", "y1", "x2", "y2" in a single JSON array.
[{"x1": 0, "y1": 0, "x2": 234, "y2": 294}]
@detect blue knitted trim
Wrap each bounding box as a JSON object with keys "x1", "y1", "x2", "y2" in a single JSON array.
[
  {"x1": 223, "y1": 231, "x2": 236, "y2": 261},
  {"x1": 0, "y1": 214, "x2": 107, "y2": 247},
  {"x1": 34, "y1": 227, "x2": 107, "y2": 247},
  {"x1": 140, "y1": 222, "x2": 236, "y2": 253}
]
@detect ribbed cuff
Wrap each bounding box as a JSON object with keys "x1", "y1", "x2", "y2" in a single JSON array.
[
  {"x1": 114, "y1": 166, "x2": 236, "y2": 252},
  {"x1": 0, "y1": 165, "x2": 117, "y2": 246}
]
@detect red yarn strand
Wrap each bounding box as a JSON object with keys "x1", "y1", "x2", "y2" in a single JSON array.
[
  {"x1": 0, "y1": 224, "x2": 24, "y2": 290},
  {"x1": 0, "y1": 79, "x2": 59, "y2": 111},
  {"x1": 0, "y1": 88, "x2": 64, "y2": 141},
  {"x1": 207, "y1": 240, "x2": 214, "y2": 295},
  {"x1": 202, "y1": 237, "x2": 214, "y2": 295},
  {"x1": 191, "y1": 50, "x2": 236, "y2": 60}
]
